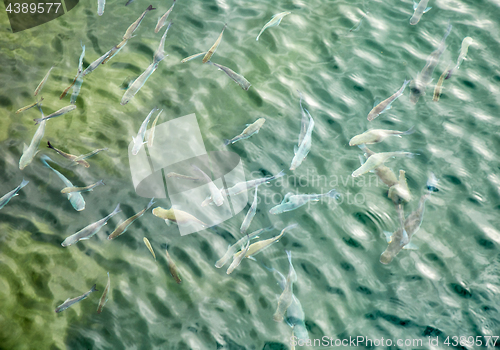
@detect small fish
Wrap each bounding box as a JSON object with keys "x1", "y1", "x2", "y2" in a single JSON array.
[
  {"x1": 359, "y1": 145, "x2": 399, "y2": 187},
  {"x1": 83, "y1": 48, "x2": 113, "y2": 76},
  {"x1": 388, "y1": 170, "x2": 412, "y2": 203},
  {"x1": 273, "y1": 250, "x2": 297, "y2": 322},
  {"x1": 410, "y1": 0, "x2": 431, "y2": 25},
  {"x1": 349, "y1": 127, "x2": 414, "y2": 146},
  {"x1": 70, "y1": 76, "x2": 83, "y2": 105},
  {"x1": 61, "y1": 44, "x2": 85, "y2": 101},
  {"x1": 290, "y1": 110, "x2": 314, "y2": 171},
  {"x1": 34, "y1": 66, "x2": 54, "y2": 96},
  {"x1": 297, "y1": 90, "x2": 308, "y2": 146},
  {"x1": 155, "y1": 0, "x2": 176, "y2": 33},
  {"x1": 97, "y1": 0, "x2": 105, "y2": 16},
  {"x1": 40, "y1": 155, "x2": 85, "y2": 211},
  {"x1": 61, "y1": 180, "x2": 105, "y2": 194},
  {"x1": 240, "y1": 186, "x2": 259, "y2": 235},
  {"x1": 352, "y1": 151, "x2": 415, "y2": 177},
  {"x1": 269, "y1": 189, "x2": 339, "y2": 215},
  {"x1": 349, "y1": 11, "x2": 369, "y2": 32},
  {"x1": 147, "y1": 109, "x2": 163, "y2": 148},
  {"x1": 34, "y1": 105, "x2": 76, "y2": 125},
  {"x1": 209, "y1": 61, "x2": 251, "y2": 91},
  {"x1": 62, "y1": 204, "x2": 120, "y2": 246},
  {"x1": 143, "y1": 237, "x2": 156, "y2": 260},
  {"x1": 234, "y1": 223, "x2": 298, "y2": 259},
  {"x1": 410, "y1": 23, "x2": 452, "y2": 104},
  {"x1": 165, "y1": 247, "x2": 181, "y2": 283},
  {"x1": 166, "y1": 172, "x2": 202, "y2": 181},
  {"x1": 433, "y1": 63, "x2": 451, "y2": 102},
  {"x1": 123, "y1": 5, "x2": 156, "y2": 41},
  {"x1": 226, "y1": 235, "x2": 250, "y2": 275},
  {"x1": 72, "y1": 148, "x2": 108, "y2": 163},
  {"x1": 101, "y1": 40, "x2": 128, "y2": 65},
  {"x1": 154, "y1": 21, "x2": 172, "y2": 64},
  {"x1": 223, "y1": 170, "x2": 285, "y2": 197},
  {"x1": 108, "y1": 198, "x2": 155, "y2": 240},
  {"x1": 0, "y1": 179, "x2": 29, "y2": 210},
  {"x1": 152, "y1": 207, "x2": 207, "y2": 227},
  {"x1": 224, "y1": 118, "x2": 266, "y2": 146},
  {"x1": 19, "y1": 105, "x2": 46, "y2": 170},
  {"x1": 367, "y1": 79, "x2": 410, "y2": 121},
  {"x1": 16, "y1": 97, "x2": 43, "y2": 114},
  {"x1": 97, "y1": 272, "x2": 110, "y2": 314},
  {"x1": 202, "y1": 24, "x2": 227, "y2": 63},
  {"x1": 55, "y1": 284, "x2": 98, "y2": 313},
  {"x1": 192, "y1": 164, "x2": 224, "y2": 206},
  {"x1": 446, "y1": 37, "x2": 473, "y2": 79},
  {"x1": 60, "y1": 76, "x2": 77, "y2": 100},
  {"x1": 256, "y1": 12, "x2": 291, "y2": 41},
  {"x1": 47, "y1": 141, "x2": 90, "y2": 167},
  {"x1": 132, "y1": 108, "x2": 157, "y2": 155},
  {"x1": 215, "y1": 226, "x2": 272, "y2": 268},
  {"x1": 121, "y1": 63, "x2": 160, "y2": 105},
  {"x1": 180, "y1": 52, "x2": 205, "y2": 63}
]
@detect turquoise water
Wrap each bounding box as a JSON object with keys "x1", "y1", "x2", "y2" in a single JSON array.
[{"x1": 1, "y1": 0, "x2": 500, "y2": 349}]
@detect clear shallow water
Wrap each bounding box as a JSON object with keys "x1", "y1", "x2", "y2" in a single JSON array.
[{"x1": 1, "y1": 0, "x2": 500, "y2": 349}]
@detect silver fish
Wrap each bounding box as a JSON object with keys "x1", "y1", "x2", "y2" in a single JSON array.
[
  {"x1": 143, "y1": 237, "x2": 156, "y2": 260},
  {"x1": 181, "y1": 52, "x2": 205, "y2": 63},
  {"x1": 34, "y1": 66, "x2": 54, "y2": 96},
  {"x1": 256, "y1": 12, "x2": 291, "y2": 41},
  {"x1": 147, "y1": 109, "x2": 163, "y2": 148},
  {"x1": 83, "y1": 48, "x2": 113, "y2": 76},
  {"x1": 16, "y1": 97, "x2": 44, "y2": 114},
  {"x1": 40, "y1": 155, "x2": 85, "y2": 211},
  {"x1": 349, "y1": 127, "x2": 414, "y2": 146},
  {"x1": 209, "y1": 61, "x2": 251, "y2": 91},
  {"x1": 121, "y1": 62, "x2": 161, "y2": 105},
  {"x1": 108, "y1": 198, "x2": 155, "y2": 240},
  {"x1": 97, "y1": 0, "x2": 105, "y2": 16},
  {"x1": 410, "y1": 0, "x2": 431, "y2": 25},
  {"x1": 192, "y1": 164, "x2": 224, "y2": 206},
  {"x1": 410, "y1": 24, "x2": 452, "y2": 104},
  {"x1": 123, "y1": 5, "x2": 156, "y2": 41},
  {"x1": 269, "y1": 189, "x2": 339, "y2": 215},
  {"x1": 274, "y1": 250, "x2": 297, "y2": 322},
  {"x1": 224, "y1": 118, "x2": 266, "y2": 146},
  {"x1": 55, "y1": 284, "x2": 98, "y2": 313},
  {"x1": 290, "y1": 110, "x2": 314, "y2": 171},
  {"x1": 388, "y1": 170, "x2": 412, "y2": 203},
  {"x1": 352, "y1": 151, "x2": 415, "y2": 177},
  {"x1": 446, "y1": 37, "x2": 473, "y2": 79},
  {"x1": 101, "y1": 40, "x2": 128, "y2": 65},
  {"x1": 0, "y1": 179, "x2": 29, "y2": 210},
  {"x1": 240, "y1": 186, "x2": 259, "y2": 235},
  {"x1": 154, "y1": 21, "x2": 172, "y2": 64},
  {"x1": 297, "y1": 90, "x2": 308, "y2": 146},
  {"x1": 223, "y1": 170, "x2": 285, "y2": 197},
  {"x1": 367, "y1": 79, "x2": 409, "y2": 121},
  {"x1": 97, "y1": 272, "x2": 110, "y2": 314},
  {"x1": 19, "y1": 106, "x2": 46, "y2": 170},
  {"x1": 203, "y1": 24, "x2": 227, "y2": 63},
  {"x1": 61, "y1": 180, "x2": 105, "y2": 194},
  {"x1": 62, "y1": 204, "x2": 121, "y2": 246},
  {"x1": 72, "y1": 148, "x2": 108, "y2": 163},
  {"x1": 226, "y1": 235, "x2": 250, "y2": 275},
  {"x1": 132, "y1": 108, "x2": 157, "y2": 155},
  {"x1": 34, "y1": 105, "x2": 76, "y2": 125},
  {"x1": 155, "y1": 0, "x2": 176, "y2": 33}
]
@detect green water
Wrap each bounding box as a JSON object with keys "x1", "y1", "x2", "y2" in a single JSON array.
[{"x1": 1, "y1": 0, "x2": 500, "y2": 349}]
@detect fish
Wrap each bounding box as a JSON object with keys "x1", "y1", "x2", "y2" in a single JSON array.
[
  {"x1": 155, "y1": 0, "x2": 176, "y2": 33},
  {"x1": 226, "y1": 235, "x2": 250, "y2": 275},
  {"x1": 70, "y1": 75, "x2": 83, "y2": 105},
  {"x1": 97, "y1": 272, "x2": 110, "y2": 314},
  {"x1": 40, "y1": 155, "x2": 85, "y2": 211},
  {"x1": 0, "y1": 179, "x2": 29, "y2": 210},
  {"x1": 147, "y1": 109, "x2": 163, "y2": 148},
  {"x1": 352, "y1": 151, "x2": 415, "y2": 177},
  {"x1": 143, "y1": 237, "x2": 156, "y2": 260},
  {"x1": 433, "y1": 63, "x2": 451, "y2": 102},
  {"x1": 16, "y1": 97, "x2": 43, "y2": 114},
  {"x1": 121, "y1": 62, "x2": 161, "y2": 105},
  {"x1": 61, "y1": 43, "x2": 85, "y2": 101},
  {"x1": 215, "y1": 226, "x2": 272, "y2": 268},
  {"x1": 446, "y1": 37, "x2": 473, "y2": 79},
  {"x1": 256, "y1": 12, "x2": 291, "y2": 41},
  {"x1": 62, "y1": 204, "x2": 120, "y2": 246},
  {"x1": 34, "y1": 66, "x2": 54, "y2": 96},
  {"x1": 108, "y1": 198, "x2": 155, "y2": 240},
  {"x1": 154, "y1": 21, "x2": 172, "y2": 64},
  {"x1": 224, "y1": 118, "x2": 266, "y2": 146},
  {"x1": 367, "y1": 79, "x2": 410, "y2": 121},
  {"x1": 202, "y1": 24, "x2": 227, "y2": 63},
  {"x1": 132, "y1": 108, "x2": 157, "y2": 155},
  {"x1": 410, "y1": 0, "x2": 431, "y2": 25},
  {"x1": 410, "y1": 23, "x2": 452, "y2": 104},
  {"x1": 234, "y1": 223, "x2": 298, "y2": 259},
  {"x1": 349, "y1": 11, "x2": 369, "y2": 32},
  {"x1": 72, "y1": 148, "x2": 108, "y2": 163},
  {"x1": 290, "y1": 110, "x2": 314, "y2": 171},
  {"x1": 60, "y1": 76, "x2": 77, "y2": 100},
  {"x1": 55, "y1": 284, "x2": 98, "y2": 313},
  {"x1": 19, "y1": 105, "x2": 46, "y2": 170},
  {"x1": 359, "y1": 145, "x2": 399, "y2": 187},
  {"x1": 34, "y1": 105, "x2": 76, "y2": 125},
  {"x1": 47, "y1": 141, "x2": 90, "y2": 167},
  {"x1": 240, "y1": 186, "x2": 259, "y2": 234},
  {"x1": 297, "y1": 90, "x2": 308, "y2": 146},
  {"x1": 123, "y1": 5, "x2": 156, "y2": 41},
  {"x1": 269, "y1": 189, "x2": 339, "y2": 215},
  {"x1": 152, "y1": 207, "x2": 208, "y2": 227},
  {"x1": 166, "y1": 172, "x2": 202, "y2": 181},
  {"x1": 83, "y1": 48, "x2": 113, "y2": 76},
  {"x1": 274, "y1": 250, "x2": 297, "y2": 322},
  {"x1": 349, "y1": 127, "x2": 414, "y2": 146},
  {"x1": 61, "y1": 180, "x2": 105, "y2": 194},
  {"x1": 209, "y1": 61, "x2": 251, "y2": 91},
  {"x1": 165, "y1": 247, "x2": 182, "y2": 283},
  {"x1": 101, "y1": 40, "x2": 128, "y2": 65},
  {"x1": 192, "y1": 165, "x2": 224, "y2": 206},
  {"x1": 223, "y1": 170, "x2": 286, "y2": 197},
  {"x1": 180, "y1": 52, "x2": 205, "y2": 63},
  {"x1": 97, "y1": 0, "x2": 105, "y2": 16},
  {"x1": 388, "y1": 170, "x2": 412, "y2": 203}
]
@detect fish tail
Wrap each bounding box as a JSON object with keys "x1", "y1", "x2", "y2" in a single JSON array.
[
  {"x1": 426, "y1": 172, "x2": 439, "y2": 192},
  {"x1": 223, "y1": 139, "x2": 232, "y2": 146},
  {"x1": 98, "y1": 180, "x2": 106, "y2": 186},
  {"x1": 147, "y1": 4, "x2": 156, "y2": 11},
  {"x1": 33, "y1": 118, "x2": 41, "y2": 125},
  {"x1": 111, "y1": 203, "x2": 121, "y2": 215},
  {"x1": 401, "y1": 126, "x2": 415, "y2": 135},
  {"x1": 147, "y1": 197, "x2": 155, "y2": 209},
  {"x1": 327, "y1": 189, "x2": 341, "y2": 199},
  {"x1": 276, "y1": 169, "x2": 286, "y2": 178},
  {"x1": 90, "y1": 284, "x2": 98, "y2": 293},
  {"x1": 47, "y1": 141, "x2": 54, "y2": 149},
  {"x1": 402, "y1": 79, "x2": 411, "y2": 89},
  {"x1": 20, "y1": 179, "x2": 29, "y2": 188},
  {"x1": 40, "y1": 154, "x2": 53, "y2": 169}
]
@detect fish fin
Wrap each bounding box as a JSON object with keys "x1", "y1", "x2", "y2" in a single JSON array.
[
  {"x1": 423, "y1": 6, "x2": 432, "y2": 13},
  {"x1": 383, "y1": 231, "x2": 393, "y2": 243},
  {"x1": 223, "y1": 139, "x2": 231, "y2": 146},
  {"x1": 373, "y1": 99, "x2": 380, "y2": 108},
  {"x1": 247, "y1": 256, "x2": 257, "y2": 262},
  {"x1": 413, "y1": 1, "x2": 418, "y2": 10},
  {"x1": 293, "y1": 145, "x2": 298, "y2": 154},
  {"x1": 23, "y1": 143, "x2": 28, "y2": 152},
  {"x1": 358, "y1": 155, "x2": 366, "y2": 166},
  {"x1": 90, "y1": 284, "x2": 98, "y2": 292},
  {"x1": 20, "y1": 179, "x2": 29, "y2": 188},
  {"x1": 403, "y1": 242, "x2": 418, "y2": 250},
  {"x1": 164, "y1": 219, "x2": 172, "y2": 226},
  {"x1": 401, "y1": 126, "x2": 415, "y2": 136}
]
